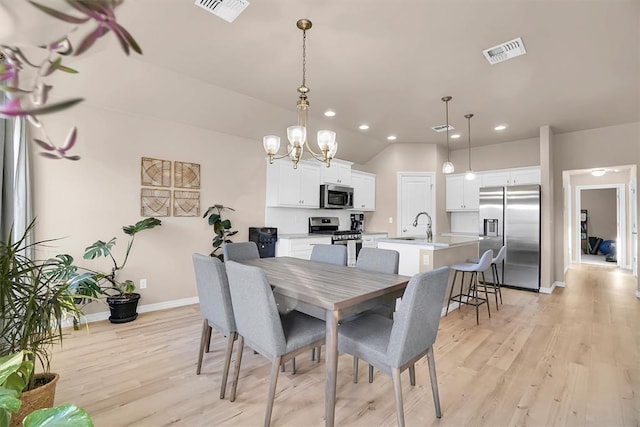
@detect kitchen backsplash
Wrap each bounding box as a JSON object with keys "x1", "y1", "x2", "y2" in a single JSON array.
[
  {"x1": 265, "y1": 207, "x2": 362, "y2": 234},
  {"x1": 450, "y1": 212, "x2": 480, "y2": 234}
]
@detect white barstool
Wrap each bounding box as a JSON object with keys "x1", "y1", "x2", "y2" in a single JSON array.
[
  {"x1": 446, "y1": 249, "x2": 493, "y2": 325},
  {"x1": 467, "y1": 246, "x2": 506, "y2": 310}
]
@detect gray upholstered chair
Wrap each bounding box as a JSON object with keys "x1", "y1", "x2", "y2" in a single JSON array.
[
  {"x1": 467, "y1": 245, "x2": 506, "y2": 310},
  {"x1": 222, "y1": 241, "x2": 260, "y2": 262},
  {"x1": 310, "y1": 244, "x2": 347, "y2": 266},
  {"x1": 352, "y1": 247, "x2": 400, "y2": 383},
  {"x1": 225, "y1": 261, "x2": 326, "y2": 427},
  {"x1": 446, "y1": 249, "x2": 493, "y2": 324},
  {"x1": 192, "y1": 253, "x2": 237, "y2": 399},
  {"x1": 338, "y1": 266, "x2": 450, "y2": 426}
]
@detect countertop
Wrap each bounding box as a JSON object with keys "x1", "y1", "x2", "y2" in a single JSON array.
[
  {"x1": 377, "y1": 235, "x2": 480, "y2": 248},
  {"x1": 278, "y1": 233, "x2": 333, "y2": 239}
]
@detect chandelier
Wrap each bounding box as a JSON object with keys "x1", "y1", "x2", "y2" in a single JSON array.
[
  {"x1": 263, "y1": 19, "x2": 337, "y2": 169},
  {"x1": 441, "y1": 96, "x2": 454, "y2": 174}
]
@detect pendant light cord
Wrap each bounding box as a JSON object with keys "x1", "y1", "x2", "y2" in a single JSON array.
[
  {"x1": 445, "y1": 99, "x2": 450, "y2": 162},
  {"x1": 302, "y1": 29, "x2": 307, "y2": 88}
]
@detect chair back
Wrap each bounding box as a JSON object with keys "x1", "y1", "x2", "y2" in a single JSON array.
[
  {"x1": 310, "y1": 244, "x2": 347, "y2": 266},
  {"x1": 476, "y1": 249, "x2": 494, "y2": 271},
  {"x1": 386, "y1": 266, "x2": 450, "y2": 368},
  {"x1": 355, "y1": 248, "x2": 399, "y2": 274},
  {"x1": 223, "y1": 241, "x2": 260, "y2": 262},
  {"x1": 225, "y1": 261, "x2": 286, "y2": 358},
  {"x1": 192, "y1": 254, "x2": 236, "y2": 335},
  {"x1": 493, "y1": 245, "x2": 507, "y2": 263}
]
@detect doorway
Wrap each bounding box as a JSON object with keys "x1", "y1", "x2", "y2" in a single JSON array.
[{"x1": 397, "y1": 172, "x2": 435, "y2": 237}]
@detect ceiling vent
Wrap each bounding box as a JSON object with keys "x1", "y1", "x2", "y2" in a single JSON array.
[
  {"x1": 431, "y1": 124, "x2": 455, "y2": 133},
  {"x1": 482, "y1": 37, "x2": 526, "y2": 65},
  {"x1": 194, "y1": 0, "x2": 250, "y2": 23}
]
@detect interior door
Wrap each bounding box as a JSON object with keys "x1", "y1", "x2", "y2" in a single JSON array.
[{"x1": 398, "y1": 173, "x2": 434, "y2": 237}]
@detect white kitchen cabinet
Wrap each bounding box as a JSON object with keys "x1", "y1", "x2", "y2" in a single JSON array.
[
  {"x1": 361, "y1": 233, "x2": 388, "y2": 248},
  {"x1": 481, "y1": 167, "x2": 541, "y2": 187},
  {"x1": 351, "y1": 170, "x2": 376, "y2": 211},
  {"x1": 446, "y1": 174, "x2": 480, "y2": 211},
  {"x1": 265, "y1": 160, "x2": 321, "y2": 208},
  {"x1": 276, "y1": 236, "x2": 331, "y2": 259},
  {"x1": 321, "y1": 159, "x2": 353, "y2": 186}
]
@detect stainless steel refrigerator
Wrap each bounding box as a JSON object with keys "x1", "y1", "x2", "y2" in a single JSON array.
[{"x1": 479, "y1": 185, "x2": 541, "y2": 291}]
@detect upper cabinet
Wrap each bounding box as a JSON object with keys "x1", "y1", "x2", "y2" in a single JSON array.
[
  {"x1": 351, "y1": 170, "x2": 376, "y2": 211},
  {"x1": 446, "y1": 174, "x2": 480, "y2": 211},
  {"x1": 266, "y1": 160, "x2": 321, "y2": 208},
  {"x1": 481, "y1": 166, "x2": 541, "y2": 187},
  {"x1": 321, "y1": 159, "x2": 353, "y2": 186}
]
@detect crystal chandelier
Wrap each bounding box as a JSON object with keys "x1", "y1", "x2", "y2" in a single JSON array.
[
  {"x1": 263, "y1": 19, "x2": 337, "y2": 169},
  {"x1": 441, "y1": 96, "x2": 454, "y2": 174}
]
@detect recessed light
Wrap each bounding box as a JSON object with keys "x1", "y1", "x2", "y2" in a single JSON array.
[
  {"x1": 359, "y1": 124, "x2": 369, "y2": 130},
  {"x1": 450, "y1": 134, "x2": 461, "y2": 139},
  {"x1": 324, "y1": 110, "x2": 336, "y2": 117},
  {"x1": 494, "y1": 125, "x2": 507, "y2": 131},
  {"x1": 387, "y1": 135, "x2": 397, "y2": 141}
]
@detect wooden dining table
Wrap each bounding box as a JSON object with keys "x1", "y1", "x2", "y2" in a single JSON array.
[{"x1": 240, "y1": 256, "x2": 411, "y2": 427}]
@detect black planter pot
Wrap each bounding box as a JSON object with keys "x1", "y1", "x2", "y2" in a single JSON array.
[{"x1": 107, "y1": 293, "x2": 140, "y2": 323}]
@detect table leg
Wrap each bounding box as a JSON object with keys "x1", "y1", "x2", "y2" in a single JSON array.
[{"x1": 325, "y1": 310, "x2": 339, "y2": 427}]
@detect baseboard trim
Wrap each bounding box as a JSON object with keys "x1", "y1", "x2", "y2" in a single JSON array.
[
  {"x1": 539, "y1": 281, "x2": 564, "y2": 294},
  {"x1": 554, "y1": 281, "x2": 566, "y2": 288},
  {"x1": 64, "y1": 296, "x2": 200, "y2": 327}
]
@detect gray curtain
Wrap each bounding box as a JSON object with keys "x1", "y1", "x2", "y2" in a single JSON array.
[{"x1": 0, "y1": 89, "x2": 32, "y2": 244}]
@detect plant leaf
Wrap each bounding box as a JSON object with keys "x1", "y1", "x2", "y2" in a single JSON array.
[
  {"x1": 83, "y1": 238, "x2": 116, "y2": 260},
  {"x1": 28, "y1": 1, "x2": 90, "y2": 24},
  {"x1": 0, "y1": 352, "x2": 23, "y2": 385},
  {"x1": 122, "y1": 218, "x2": 162, "y2": 235},
  {"x1": 33, "y1": 138, "x2": 55, "y2": 151},
  {"x1": 0, "y1": 98, "x2": 84, "y2": 117},
  {"x1": 0, "y1": 388, "x2": 21, "y2": 416},
  {"x1": 113, "y1": 22, "x2": 142, "y2": 55},
  {"x1": 23, "y1": 403, "x2": 93, "y2": 427},
  {"x1": 61, "y1": 127, "x2": 77, "y2": 152},
  {"x1": 64, "y1": 155, "x2": 81, "y2": 161},
  {"x1": 74, "y1": 26, "x2": 109, "y2": 56},
  {"x1": 39, "y1": 152, "x2": 62, "y2": 159}
]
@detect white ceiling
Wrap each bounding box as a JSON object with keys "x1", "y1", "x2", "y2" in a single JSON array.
[{"x1": 12, "y1": 0, "x2": 640, "y2": 164}]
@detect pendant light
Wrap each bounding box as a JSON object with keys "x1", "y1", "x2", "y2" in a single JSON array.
[
  {"x1": 464, "y1": 113, "x2": 476, "y2": 180},
  {"x1": 263, "y1": 19, "x2": 337, "y2": 169},
  {"x1": 441, "y1": 96, "x2": 454, "y2": 174}
]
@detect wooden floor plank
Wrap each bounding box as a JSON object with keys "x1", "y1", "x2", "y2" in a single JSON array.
[{"x1": 50, "y1": 264, "x2": 640, "y2": 426}]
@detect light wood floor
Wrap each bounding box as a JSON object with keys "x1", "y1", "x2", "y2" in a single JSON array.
[{"x1": 52, "y1": 264, "x2": 640, "y2": 426}]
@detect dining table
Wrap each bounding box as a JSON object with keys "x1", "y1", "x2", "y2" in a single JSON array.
[{"x1": 240, "y1": 256, "x2": 411, "y2": 427}]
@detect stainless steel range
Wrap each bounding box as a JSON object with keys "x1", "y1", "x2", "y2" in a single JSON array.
[{"x1": 309, "y1": 217, "x2": 362, "y2": 266}]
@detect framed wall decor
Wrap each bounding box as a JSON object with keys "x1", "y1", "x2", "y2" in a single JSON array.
[
  {"x1": 174, "y1": 161, "x2": 201, "y2": 189},
  {"x1": 141, "y1": 188, "x2": 171, "y2": 217},
  {"x1": 173, "y1": 190, "x2": 200, "y2": 217},
  {"x1": 141, "y1": 157, "x2": 171, "y2": 187}
]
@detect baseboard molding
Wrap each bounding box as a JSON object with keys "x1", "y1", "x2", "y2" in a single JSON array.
[
  {"x1": 539, "y1": 281, "x2": 564, "y2": 294},
  {"x1": 64, "y1": 296, "x2": 200, "y2": 327}
]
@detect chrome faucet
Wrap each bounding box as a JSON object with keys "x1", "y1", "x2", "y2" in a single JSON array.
[{"x1": 412, "y1": 211, "x2": 433, "y2": 242}]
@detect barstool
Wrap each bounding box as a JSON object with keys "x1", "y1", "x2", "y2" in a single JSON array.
[
  {"x1": 446, "y1": 249, "x2": 493, "y2": 325},
  {"x1": 467, "y1": 245, "x2": 506, "y2": 310}
]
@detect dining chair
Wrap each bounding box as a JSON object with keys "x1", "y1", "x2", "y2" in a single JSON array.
[
  {"x1": 310, "y1": 244, "x2": 347, "y2": 266},
  {"x1": 352, "y1": 247, "x2": 400, "y2": 384},
  {"x1": 467, "y1": 245, "x2": 506, "y2": 310},
  {"x1": 337, "y1": 266, "x2": 450, "y2": 426},
  {"x1": 191, "y1": 253, "x2": 237, "y2": 399},
  {"x1": 225, "y1": 260, "x2": 326, "y2": 427},
  {"x1": 222, "y1": 241, "x2": 260, "y2": 262},
  {"x1": 446, "y1": 249, "x2": 493, "y2": 325}
]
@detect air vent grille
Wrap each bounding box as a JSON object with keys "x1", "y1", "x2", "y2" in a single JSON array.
[
  {"x1": 482, "y1": 37, "x2": 526, "y2": 65},
  {"x1": 431, "y1": 124, "x2": 455, "y2": 133},
  {"x1": 194, "y1": 0, "x2": 250, "y2": 23}
]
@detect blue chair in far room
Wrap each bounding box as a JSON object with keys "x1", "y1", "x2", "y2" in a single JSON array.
[{"x1": 337, "y1": 267, "x2": 450, "y2": 426}]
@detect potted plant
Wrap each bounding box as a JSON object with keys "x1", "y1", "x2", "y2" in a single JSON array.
[
  {"x1": 82, "y1": 218, "x2": 162, "y2": 323},
  {"x1": 203, "y1": 204, "x2": 238, "y2": 260},
  {"x1": 0, "y1": 220, "x2": 96, "y2": 426},
  {"x1": 0, "y1": 351, "x2": 92, "y2": 427}
]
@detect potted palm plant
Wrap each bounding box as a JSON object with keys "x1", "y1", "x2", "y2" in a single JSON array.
[
  {"x1": 0, "y1": 220, "x2": 98, "y2": 427},
  {"x1": 82, "y1": 218, "x2": 162, "y2": 323}
]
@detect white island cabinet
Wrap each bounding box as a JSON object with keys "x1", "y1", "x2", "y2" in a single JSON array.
[{"x1": 266, "y1": 160, "x2": 321, "y2": 208}]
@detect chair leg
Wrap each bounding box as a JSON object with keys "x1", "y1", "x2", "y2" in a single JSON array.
[
  {"x1": 219, "y1": 332, "x2": 236, "y2": 399},
  {"x1": 264, "y1": 356, "x2": 282, "y2": 427},
  {"x1": 205, "y1": 324, "x2": 213, "y2": 353},
  {"x1": 426, "y1": 346, "x2": 442, "y2": 418},
  {"x1": 459, "y1": 271, "x2": 468, "y2": 309},
  {"x1": 197, "y1": 319, "x2": 209, "y2": 375},
  {"x1": 490, "y1": 263, "x2": 499, "y2": 310},
  {"x1": 482, "y1": 271, "x2": 491, "y2": 318},
  {"x1": 353, "y1": 357, "x2": 359, "y2": 384},
  {"x1": 291, "y1": 357, "x2": 296, "y2": 375},
  {"x1": 409, "y1": 364, "x2": 416, "y2": 386},
  {"x1": 316, "y1": 346, "x2": 321, "y2": 363},
  {"x1": 445, "y1": 270, "x2": 458, "y2": 316},
  {"x1": 494, "y1": 263, "x2": 503, "y2": 304},
  {"x1": 230, "y1": 335, "x2": 244, "y2": 402},
  {"x1": 311, "y1": 347, "x2": 315, "y2": 361},
  {"x1": 391, "y1": 367, "x2": 405, "y2": 427},
  {"x1": 368, "y1": 364, "x2": 374, "y2": 383},
  {"x1": 473, "y1": 272, "x2": 480, "y2": 325}
]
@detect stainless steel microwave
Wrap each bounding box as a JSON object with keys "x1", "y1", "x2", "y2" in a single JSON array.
[{"x1": 320, "y1": 184, "x2": 354, "y2": 209}]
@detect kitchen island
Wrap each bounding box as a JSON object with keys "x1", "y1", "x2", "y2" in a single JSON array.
[{"x1": 377, "y1": 236, "x2": 480, "y2": 277}]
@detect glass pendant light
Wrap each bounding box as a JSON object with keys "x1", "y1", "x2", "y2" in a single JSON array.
[
  {"x1": 441, "y1": 96, "x2": 455, "y2": 174},
  {"x1": 464, "y1": 113, "x2": 476, "y2": 180}
]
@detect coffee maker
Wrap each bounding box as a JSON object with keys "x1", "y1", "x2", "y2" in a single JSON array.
[{"x1": 350, "y1": 213, "x2": 364, "y2": 232}]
